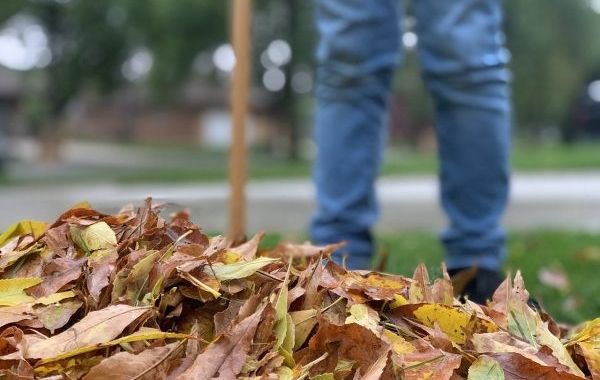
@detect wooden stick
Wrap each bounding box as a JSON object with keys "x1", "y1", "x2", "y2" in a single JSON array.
[{"x1": 228, "y1": 0, "x2": 252, "y2": 243}]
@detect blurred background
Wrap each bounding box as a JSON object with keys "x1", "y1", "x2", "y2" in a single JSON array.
[{"x1": 0, "y1": 0, "x2": 599, "y2": 322}]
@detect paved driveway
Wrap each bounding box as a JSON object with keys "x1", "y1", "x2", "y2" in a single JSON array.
[{"x1": 1, "y1": 171, "x2": 600, "y2": 233}]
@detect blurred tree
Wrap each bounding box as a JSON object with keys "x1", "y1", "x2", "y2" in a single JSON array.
[
  {"x1": 0, "y1": 0, "x2": 130, "y2": 159},
  {"x1": 390, "y1": 0, "x2": 600, "y2": 143},
  {"x1": 0, "y1": 0, "x2": 227, "y2": 159},
  {"x1": 122, "y1": 0, "x2": 227, "y2": 99},
  {"x1": 253, "y1": 0, "x2": 315, "y2": 160},
  {"x1": 1, "y1": 0, "x2": 598, "y2": 159},
  {"x1": 505, "y1": 0, "x2": 600, "y2": 138}
]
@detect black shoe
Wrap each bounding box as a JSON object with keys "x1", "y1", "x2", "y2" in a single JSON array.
[{"x1": 448, "y1": 267, "x2": 504, "y2": 304}]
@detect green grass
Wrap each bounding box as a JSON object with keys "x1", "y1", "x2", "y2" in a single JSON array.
[
  {"x1": 382, "y1": 142, "x2": 600, "y2": 176},
  {"x1": 379, "y1": 230, "x2": 600, "y2": 324},
  {"x1": 4, "y1": 141, "x2": 600, "y2": 185}
]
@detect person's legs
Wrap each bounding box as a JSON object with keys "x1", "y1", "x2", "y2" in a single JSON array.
[
  {"x1": 311, "y1": 0, "x2": 401, "y2": 269},
  {"x1": 414, "y1": 0, "x2": 512, "y2": 271}
]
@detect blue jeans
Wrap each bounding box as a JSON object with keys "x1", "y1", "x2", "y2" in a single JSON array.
[{"x1": 310, "y1": 0, "x2": 511, "y2": 270}]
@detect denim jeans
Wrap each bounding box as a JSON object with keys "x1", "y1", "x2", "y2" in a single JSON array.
[{"x1": 310, "y1": 0, "x2": 512, "y2": 270}]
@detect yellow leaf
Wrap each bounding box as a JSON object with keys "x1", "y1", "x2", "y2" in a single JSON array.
[
  {"x1": 81, "y1": 222, "x2": 117, "y2": 251},
  {"x1": 390, "y1": 294, "x2": 409, "y2": 309},
  {"x1": 468, "y1": 356, "x2": 504, "y2": 380},
  {"x1": 345, "y1": 304, "x2": 381, "y2": 334},
  {"x1": 178, "y1": 270, "x2": 221, "y2": 299},
  {"x1": 34, "y1": 291, "x2": 76, "y2": 305},
  {"x1": 568, "y1": 317, "x2": 600, "y2": 377},
  {"x1": 413, "y1": 304, "x2": 472, "y2": 344},
  {"x1": 221, "y1": 250, "x2": 242, "y2": 264},
  {"x1": 0, "y1": 277, "x2": 42, "y2": 306},
  {"x1": 70, "y1": 201, "x2": 92, "y2": 209},
  {"x1": 382, "y1": 330, "x2": 414, "y2": 354},
  {"x1": 568, "y1": 317, "x2": 600, "y2": 345},
  {"x1": 206, "y1": 257, "x2": 278, "y2": 281},
  {"x1": 0, "y1": 220, "x2": 47, "y2": 248}
]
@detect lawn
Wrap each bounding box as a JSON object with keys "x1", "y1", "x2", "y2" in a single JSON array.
[
  {"x1": 2, "y1": 140, "x2": 600, "y2": 184},
  {"x1": 378, "y1": 230, "x2": 600, "y2": 324}
]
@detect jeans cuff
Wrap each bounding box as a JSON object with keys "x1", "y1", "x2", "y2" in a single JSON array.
[{"x1": 445, "y1": 248, "x2": 505, "y2": 271}]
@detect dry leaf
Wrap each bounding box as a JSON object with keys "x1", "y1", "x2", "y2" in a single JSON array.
[
  {"x1": 83, "y1": 342, "x2": 181, "y2": 380},
  {"x1": 467, "y1": 355, "x2": 504, "y2": 379},
  {"x1": 0, "y1": 199, "x2": 595, "y2": 379},
  {"x1": 206, "y1": 257, "x2": 279, "y2": 281},
  {"x1": 177, "y1": 303, "x2": 266, "y2": 379},
  {"x1": 538, "y1": 267, "x2": 570, "y2": 291},
  {"x1": 25, "y1": 304, "x2": 151, "y2": 359}
]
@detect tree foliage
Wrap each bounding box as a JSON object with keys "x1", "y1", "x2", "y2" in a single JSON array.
[{"x1": 0, "y1": 0, "x2": 599, "y2": 141}]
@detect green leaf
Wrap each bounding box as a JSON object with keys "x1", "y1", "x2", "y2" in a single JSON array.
[
  {"x1": 277, "y1": 366, "x2": 293, "y2": 380},
  {"x1": 0, "y1": 277, "x2": 42, "y2": 306},
  {"x1": 206, "y1": 257, "x2": 278, "y2": 281},
  {"x1": 71, "y1": 222, "x2": 117, "y2": 255},
  {"x1": 280, "y1": 313, "x2": 296, "y2": 367},
  {"x1": 345, "y1": 304, "x2": 381, "y2": 335},
  {"x1": 0, "y1": 220, "x2": 47, "y2": 248},
  {"x1": 468, "y1": 356, "x2": 504, "y2": 380},
  {"x1": 310, "y1": 374, "x2": 335, "y2": 380},
  {"x1": 126, "y1": 250, "x2": 159, "y2": 304},
  {"x1": 274, "y1": 261, "x2": 291, "y2": 349}
]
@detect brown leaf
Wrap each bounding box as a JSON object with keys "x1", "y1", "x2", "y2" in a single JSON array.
[
  {"x1": 83, "y1": 342, "x2": 182, "y2": 380},
  {"x1": 431, "y1": 264, "x2": 454, "y2": 306},
  {"x1": 391, "y1": 347, "x2": 462, "y2": 380},
  {"x1": 271, "y1": 242, "x2": 345, "y2": 260},
  {"x1": 409, "y1": 263, "x2": 432, "y2": 303},
  {"x1": 357, "y1": 349, "x2": 390, "y2": 380},
  {"x1": 29, "y1": 257, "x2": 86, "y2": 298},
  {"x1": 25, "y1": 304, "x2": 151, "y2": 359},
  {"x1": 488, "y1": 352, "x2": 585, "y2": 380},
  {"x1": 213, "y1": 300, "x2": 243, "y2": 337},
  {"x1": 343, "y1": 271, "x2": 411, "y2": 301},
  {"x1": 230, "y1": 232, "x2": 265, "y2": 261},
  {"x1": 43, "y1": 224, "x2": 70, "y2": 258},
  {"x1": 86, "y1": 247, "x2": 118, "y2": 303},
  {"x1": 301, "y1": 318, "x2": 391, "y2": 376},
  {"x1": 177, "y1": 303, "x2": 266, "y2": 380},
  {"x1": 33, "y1": 300, "x2": 82, "y2": 333},
  {"x1": 0, "y1": 305, "x2": 35, "y2": 329}
]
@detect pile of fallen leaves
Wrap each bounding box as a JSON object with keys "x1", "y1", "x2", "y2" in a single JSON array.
[{"x1": 0, "y1": 199, "x2": 598, "y2": 380}]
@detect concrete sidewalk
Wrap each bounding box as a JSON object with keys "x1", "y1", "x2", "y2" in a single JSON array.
[{"x1": 1, "y1": 171, "x2": 600, "y2": 232}]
